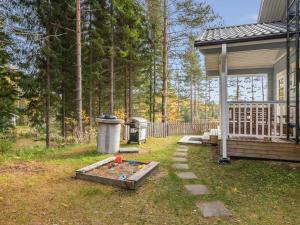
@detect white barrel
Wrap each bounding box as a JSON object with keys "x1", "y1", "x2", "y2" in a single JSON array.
[{"x1": 96, "y1": 118, "x2": 123, "y2": 153}]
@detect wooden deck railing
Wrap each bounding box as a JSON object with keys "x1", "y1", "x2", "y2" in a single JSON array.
[
  {"x1": 228, "y1": 101, "x2": 291, "y2": 138},
  {"x1": 122, "y1": 121, "x2": 219, "y2": 140}
]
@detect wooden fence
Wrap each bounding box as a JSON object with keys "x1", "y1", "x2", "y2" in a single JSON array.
[{"x1": 122, "y1": 121, "x2": 219, "y2": 140}]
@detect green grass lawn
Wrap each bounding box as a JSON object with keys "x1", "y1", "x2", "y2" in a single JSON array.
[{"x1": 0, "y1": 137, "x2": 300, "y2": 225}]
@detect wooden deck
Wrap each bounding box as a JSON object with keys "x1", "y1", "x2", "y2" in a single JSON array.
[{"x1": 215, "y1": 137, "x2": 300, "y2": 161}]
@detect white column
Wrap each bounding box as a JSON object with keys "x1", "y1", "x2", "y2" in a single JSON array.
[{"x1": 219, "y1": 44, "x2": 228, "y2": 159}]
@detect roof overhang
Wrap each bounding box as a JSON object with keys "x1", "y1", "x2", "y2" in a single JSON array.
[
  {"x1": 194, "y1": 22, "x2": 287, "y2": 48},
  {"x1": 197, "y1": 38, "x2": 286, "y2": 76},
  {"x1": 194, "y1": 33, "x2": 286, "y2": 48},
  {"x1": 258, "y1": 0, "x2": 286, "y2": 23}
]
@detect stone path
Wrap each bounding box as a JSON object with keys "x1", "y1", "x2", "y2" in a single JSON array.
[
  {"x1": 172, "y1": 145, "x2": 232, "y2": 218},
  {"x1": 176, "y1": 149, "x2": 188, "y2": 153},
  {"x1": 173, "y1": 152, "x2": 187, "y2": 157},
  {"x1": 196, "y1": 201, "x2": 232, "y2": 218},
  {"x1": 172, "y1": 157, "x2": 187, "y2": 162},
  {"x1": 176, "y1": 172, "x2": 197, "y2": 179},
  {"x1": 172, "y1": 163, "x2": 189, "y2": 170},
  {"x1": 184, "y1": 184, "x2": 209, "y2": 195}
]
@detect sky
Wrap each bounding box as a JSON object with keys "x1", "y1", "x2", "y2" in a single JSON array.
[{"x1": 206, "y1": 0, "x2": 261, "y2": 26}]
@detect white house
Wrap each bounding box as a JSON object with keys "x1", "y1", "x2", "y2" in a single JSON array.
[{"x1": 195, "y1": 0, "x2": 300, "y2": 162}]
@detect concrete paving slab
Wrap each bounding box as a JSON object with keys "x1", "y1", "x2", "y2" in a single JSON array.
[
  {"x1": 176, "y1": 149, "x2": 188, "y2": 152},
  {"x1": 196, "y1": 201, "x2": 232, "y2": 218},
  {"x1": 184, "y1": 184, "x2": 209, "y2": 195},
  {"x1": 172, "y1": 164, "x2": 189, "y2": 170},
  {"x1": 177, "y1": 145, "x2": 188, "y2": 149},
  {"x1": 119, "y1": 147, "x2": 139, "y2": 153},
  {"x1": 176, "y1": 172, "x2": 197, "y2": 179},
  {"x1": 172, "y1": 157, "x2": 187, "y2": 162},
  {"x1": 177, "y1": 136, "x2": 202, "y2": 145},
  {"x1": 173, "y1": 152, "x2": 187, "y2": 157}
]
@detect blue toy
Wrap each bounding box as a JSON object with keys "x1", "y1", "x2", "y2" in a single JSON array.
[{"x1": 119, "y1": 174, "x2": 127, "y2": 181}]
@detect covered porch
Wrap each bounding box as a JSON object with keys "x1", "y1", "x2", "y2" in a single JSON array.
[{"x1": 195, "y1": 22, "x2": 300, "y2": 161}]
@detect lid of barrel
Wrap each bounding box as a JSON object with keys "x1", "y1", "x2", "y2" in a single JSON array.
[
  {"x1": 96, "y1": 114, "x2": 123, "y2": 124},
  {"x1": 129, "y1": 117, "x2": 147, "y2": 124}
]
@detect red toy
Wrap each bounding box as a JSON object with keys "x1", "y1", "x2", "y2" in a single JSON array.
[{"x1": 115, "y1": 155, "x2": 123, "y2": 164}]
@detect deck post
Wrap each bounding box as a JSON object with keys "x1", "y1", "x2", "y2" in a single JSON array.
[{"x1": 219, "y1": 44, "x2": 230, "y2": 164}]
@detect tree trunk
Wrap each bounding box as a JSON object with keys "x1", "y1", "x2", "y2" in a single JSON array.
[
  {"x1": 177, "y1": 75, "x2": 180, "y2": 120},
  {"x1": 76, "y1": 0, "x2": 83, "y2": 143},
  {"x1": 98, "y1": 82, "x2": 102, "y2": 115},
  {"x1": 153, "y1": 46, "x2": 156, "y2": 122},
  {"x1": 88, "y1": 6, "x2": 93, "y2": 143},
  {"x1": 128, "y1": 58, "x2": 133, "y2": 118},
  {"x1": 109, "y1": 0, "x2": 114, "y2": 115},
  {"x1": 125, "y1": 65, "x2": 128, "y2": 121},
  {"x1": 45, "y1": 44, "x2": 51, "y2": 148},
  {"x1": 61, "y1": 80, "x2": 66, "y2": 141},
  {"x1": 190, "y1": 76, "x2": 193, "y2": 123},
  {"x1": 45, "y1": 0, "x2": 51, "y2": 148},
  {"x1": 162, "y1": 0, "x2": 168, "y2": 123},
  {"x1": 149, "y1": 69, "x2": 152, "y2": 122}
]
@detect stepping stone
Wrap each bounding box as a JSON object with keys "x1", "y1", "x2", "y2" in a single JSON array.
[
  {"x1": 173, "y1": 152, "x2": 187, "y2": 157},
  {"x1": 176, "y1": 149, "x2": 188, "y2": 152},
  {"x1": 172, "y1": 163, "x2": 189, "y2": 170},
  {"x1": 172, "y1": 157, "x2": 187, "y2": 162},
  {"x1": 176, "y1": 172, "x2": 197, "y2": 179},
  {"x1": 184, "y1": 184, "x2": 209, "y2": 195},
  {"x1": 196, "y1": 201, "x2": 232, "y2": 218},
  {"x1": 119, "y1": 147, "x2": 139, "y2": 153},
  {"x1": 177, "y1": 146, "x2": 188, "y2": 149}
]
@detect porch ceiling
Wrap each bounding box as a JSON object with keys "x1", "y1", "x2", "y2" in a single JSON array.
[{"x1": 205, "y1": 48, "x2": 281, "y2": 74}]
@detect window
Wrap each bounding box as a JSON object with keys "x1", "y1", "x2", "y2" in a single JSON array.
[{"x1": 227, "y1": 74, "x2": 268, "y2": 102}]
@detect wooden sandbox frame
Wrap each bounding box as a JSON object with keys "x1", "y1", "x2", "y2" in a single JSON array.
[{"x1": 75, "y1": 157, "x2": 159, "y2": 190}]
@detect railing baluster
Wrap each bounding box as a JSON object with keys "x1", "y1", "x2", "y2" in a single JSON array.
[
  {"x1": 244, "y1": 103, "x2": 247, "y2": 135},
  {"x1": 238, "y1": 104, "x2": 241, "y2": 135},
  {"x1": 250, "y1": 103, "x2": 253, "y2": 136},
  {"x1": 255, "y1": 104, "x2": 258, "y2": 136},
  {"x1": 233, "y1": 104, "x2": 236, "y2": 136},
  {"x1": 268, "y1": 103, "x2": 271, "y2": 137},
  {"x1": 274, "y1": 103, "x2": 277, "y2": 137},
  {"x1": 262, "y1": 103, "x2": 265, "y2": 137}
]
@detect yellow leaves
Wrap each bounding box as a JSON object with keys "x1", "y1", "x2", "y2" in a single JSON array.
[
  {"x1": 3, "y1": 75, "x2": 15, "y2": 86},
  {"x1": 60, "y1": 203, "x2": 69, "y2": 208},
  {"x1": 114, "y1": 109, "x2": 126, "y2": 120},
  {"x1": 231, "y1": 187, "x2": 238, "y2": 193}
]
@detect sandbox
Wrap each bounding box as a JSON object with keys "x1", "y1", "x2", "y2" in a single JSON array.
[{"x1": 75, "y1": 157, "x2": 159, "y2": 189}]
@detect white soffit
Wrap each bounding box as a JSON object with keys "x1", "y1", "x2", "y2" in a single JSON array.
[
  {"x1": 205, "y1": 49, "x2": 281, "y2": 71},
  {"x1": 258, "y1": 0, "x2": 286, "y2": 23}
]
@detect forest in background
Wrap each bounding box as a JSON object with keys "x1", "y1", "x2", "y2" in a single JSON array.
[{"x1": 0, "y1": 0, "x2": 220, "y2": 146}]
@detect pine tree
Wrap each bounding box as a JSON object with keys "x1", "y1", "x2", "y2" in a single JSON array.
[{"x1": 0, "y1": 15, "x2": 19, "y2": 131}]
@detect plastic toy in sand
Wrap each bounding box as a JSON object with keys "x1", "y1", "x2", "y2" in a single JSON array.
[
  {"x1": 138, "y1": 164, "x2": 145, "y2": 169},
  {"x1": 119, "y1": 174, "x2": 127, "y2": 181},
  {"x1": 115, "y1": 155, "x2": 123, "y2": 164},
  {"x1": 127, "y1": 160, "x2": 138, "y2": 166}
]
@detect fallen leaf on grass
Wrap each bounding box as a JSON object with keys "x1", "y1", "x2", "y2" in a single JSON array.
[{"x1": 61, "y1": 203, "x2": 69, "y2": 208}]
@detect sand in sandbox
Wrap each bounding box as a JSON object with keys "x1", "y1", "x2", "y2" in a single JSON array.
[{"x1": 86, "y1": 161, "x2": 147, "y2": 180}]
